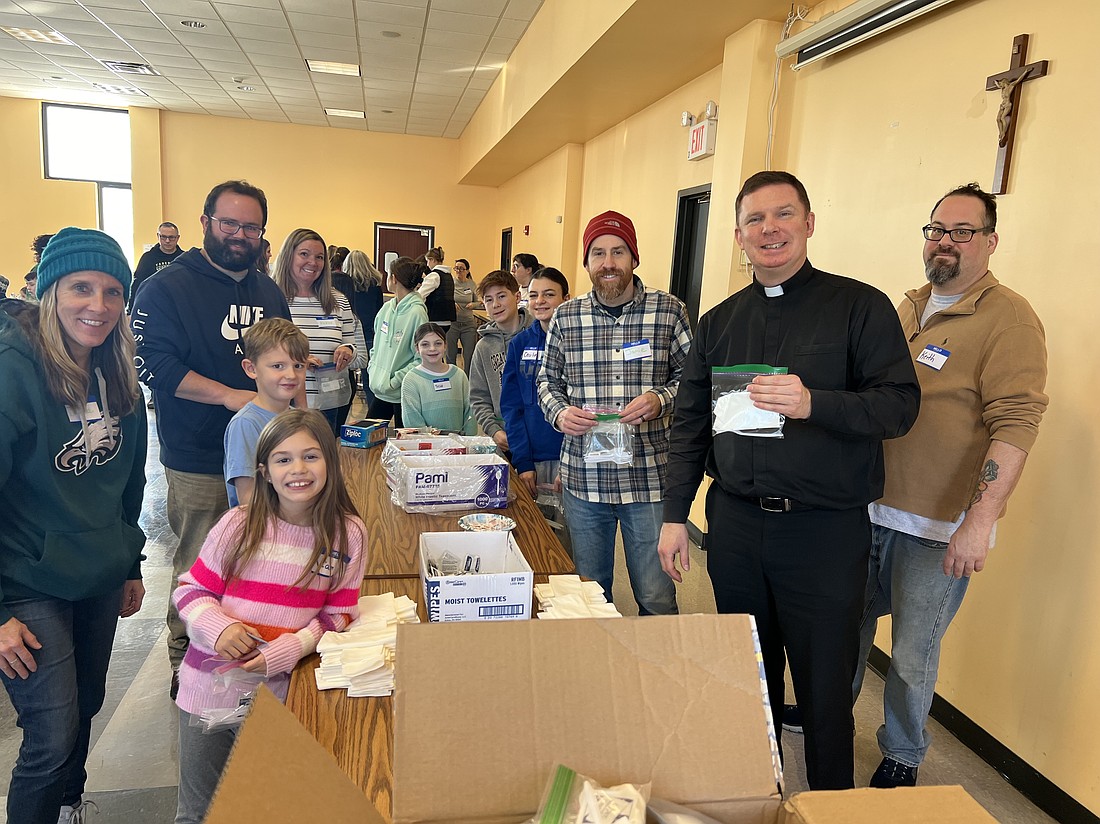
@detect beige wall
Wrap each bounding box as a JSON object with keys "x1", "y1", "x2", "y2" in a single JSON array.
[
  {"x1": 776, "y1": 0, "x2": 1098, "y2": 810},
  {"x1": 156, "y1": 111, "x2": 500, "y2": 271},
  {"x1": 0, "y1": 96, "x2": 97, "y2": 282}
]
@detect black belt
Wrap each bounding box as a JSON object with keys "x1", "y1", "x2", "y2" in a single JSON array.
[{"x1": 738, "y1": 495, "x2": 812, "y2": 513}]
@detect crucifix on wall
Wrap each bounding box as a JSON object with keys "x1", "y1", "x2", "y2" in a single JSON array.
[{"x1": 985, "y1": 34, "x2": 1049, "y2": 195}]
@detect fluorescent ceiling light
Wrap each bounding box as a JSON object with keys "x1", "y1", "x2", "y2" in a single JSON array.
[
  {"x1": 1, "y1": 27, "x2": 74, "y2": 45},
  {"x1": 92, "y1": 83, "x2": 148, "y2": 96},
  {"x1": 307, "y1": 60, "x2": 361, "y2": 77},
  {"x1": 325, "y1": 108, "x2": 365, "y2": 118}
]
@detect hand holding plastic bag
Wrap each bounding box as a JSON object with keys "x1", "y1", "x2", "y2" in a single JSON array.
[
  {"x1": 712, "y1": 365, "x2": 788, "y2": 438},
  {"x1": 582, "y1": 405, "x2": 636, "y2": 466}
]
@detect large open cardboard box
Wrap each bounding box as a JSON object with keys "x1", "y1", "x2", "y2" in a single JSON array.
[{"x1": 392, "y1": 614, "x2": 783, "y2": 824}]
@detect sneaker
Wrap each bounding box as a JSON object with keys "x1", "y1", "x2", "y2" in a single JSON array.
[
  {"x1": 58, "y1": 800, "x2": 99, "y2": 823},
  {"x1": 170, "y1": 670, "x2": 180, "y2": 700},
  {"x1": 869, "y1": 756, "x2": 918, "y2": 788},
  {"x1": 781, "y1": 703, "x2": 804, "y2": 734}
]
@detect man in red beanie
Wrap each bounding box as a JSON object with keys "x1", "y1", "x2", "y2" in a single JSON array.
[{"x1": 538, "y1": 210, "x2": 692, "y2": 615}]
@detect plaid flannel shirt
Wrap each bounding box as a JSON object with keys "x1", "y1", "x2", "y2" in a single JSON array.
[{"x1": 537, "y1": 277, "x2": 692, "y2": 504}]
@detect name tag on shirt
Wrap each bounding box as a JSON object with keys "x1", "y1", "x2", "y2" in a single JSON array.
[
  {"x1": 432, "y1": 378, "x2": 452, "y2": 391},
  {"x1": 381, "y1": 320, "x2": 390, "y2": 335},
  {"x1": 522, "y1": 347, "x2": 542, "y2": 362},
  {"x1": 67, "y1": 400, "x2": 102, "y2": 423},
  {"x1": 622, "y1": 339, "x2": 652, "y2": 362},
  {"x1": 315, "y1": 315, "x2": 340, "y2": 327},
  {"x1": 916, "y1": 344, "x2": 950, "y2": 371}
]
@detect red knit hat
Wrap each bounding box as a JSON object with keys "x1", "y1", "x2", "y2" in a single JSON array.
[{"x1": 582, "y1": 211, "x2": 639, "y2": 265}]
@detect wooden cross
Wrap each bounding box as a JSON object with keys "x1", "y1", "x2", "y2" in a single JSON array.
[{"x1": 986, "y1": 34, "x2": 1049, "y2": 194}]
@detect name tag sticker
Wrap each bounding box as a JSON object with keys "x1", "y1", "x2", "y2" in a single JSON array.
[
  {"x1": 521, "y1": 347, "x2": 541, "y2": 362},
  {"x1": 916, "y1": 344, "x2": 950, "y2": 371},
  {"x1": 622, "y1": 338, "x2": 652, "y2": 362},
  {"x1": 67, "y1": 400, "x2": 103, "y2": 423},
  {"x1": 381, "y1": 321, "x2": 390, "y2": 335},
  {"x1": 315, "y1": 315, "x2": 339, "y2": 326},
  {"x1": 432, "y1": 378, "x2": 452, "y2": 392}
]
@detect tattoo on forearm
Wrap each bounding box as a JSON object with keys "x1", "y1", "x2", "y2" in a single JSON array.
[{"x1": 968, "y1": 459, "x2": 1000, "y2": 508}]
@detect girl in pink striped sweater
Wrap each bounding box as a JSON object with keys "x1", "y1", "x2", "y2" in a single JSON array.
[{"x1": 172, "y1": 409, "x2": 366, "y2": 824}]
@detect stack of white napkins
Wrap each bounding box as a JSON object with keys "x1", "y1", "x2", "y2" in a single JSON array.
[
  {"x1": 314, "y1": 592, "x2": 420, "y2": 697},
  {"x1": 535, "y1": 575, "x2": 622, "y2": 619}
]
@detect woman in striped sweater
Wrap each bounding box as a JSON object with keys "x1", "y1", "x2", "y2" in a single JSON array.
[
  {"x1": 273, "y1": 228, "x2": 358, "y2": 436},
  {"x1": 172, "y1": 409, "x2": 366, "y2": 824}
]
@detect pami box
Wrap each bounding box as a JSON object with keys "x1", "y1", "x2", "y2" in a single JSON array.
[
  {"x1": 339, "y1": 418, "x2": 389, "y2": 449},
  {"x1": 393, "y1": 453, "x2": 510, "y2": 512},
  {"x1": 418, "y1": 531, "x2": 533, "y2": 622}
]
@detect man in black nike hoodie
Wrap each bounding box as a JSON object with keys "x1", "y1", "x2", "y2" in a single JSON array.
[{"x1": 130, "y1": 181, "x2": 290, "y2": 691}]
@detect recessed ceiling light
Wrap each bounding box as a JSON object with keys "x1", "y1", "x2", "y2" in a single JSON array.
[
  {"x1": 237, "y1": 85, "x2": 255, "y2": 91},
  {"x1": 325, "y1": 108, "x2": 365, "y2": 118},
  {"x1": 381, "y1": 31, "x2": 401, "y2": 38},
  {"x1": 307, "y1": 60, "x2": 360, "y2": 77},
  {"x1": 1, "y1": 27, "x2": 74, "y2": 45},
  {"x1": 180, "y1": 20, "x2": 205, "y2": 29}
]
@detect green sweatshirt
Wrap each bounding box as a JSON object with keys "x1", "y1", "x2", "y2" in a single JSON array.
[
  {"x1": 367, "y1": 292, "x2": 429, "y2": 403},
  {"x1": 0, "y1": 309, "x2": 147, "y2": 625}
]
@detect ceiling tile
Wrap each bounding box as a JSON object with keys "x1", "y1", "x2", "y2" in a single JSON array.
[
  {"x1": 217, "y1": 4, "x2": 286, "y2": 26},
  {"x1": 357, "y1": 20, "x2": 421, "y2": 43},
  {"x1": 141, "y1": 0, "x2": 215, "y2": 15},
  {"x1": 359, "y1": 53, "x2": 416, "y2": 71},
  {"x1": 16, "y1": 2, "x2": 95, "y2": 21},
  {"x1": 360, "y1": 63, "x2": 412, "y2": 82},
  {"x1": 298, "y1": 46, "x2": 357, "y2": 63},
  {"x1": 493, "y1": 17, "x2": 529, "y2": 39},
  {"x1": 229, "y1": 23, "x2": 293, "y2": 41},
  {"x1": 129, "y1": 40, "x2": 192, "y2": 57},
  {"x1": 484, "y1": 35, "x2": 517, "y2": 56},
  {"x1": 293, "y1": 28, "x2": 355, "y2": 49},
  {"x1": 112, "y1": 25, "x2": 178, "y2": 43},
  {"x1": 431, "y1": 0, "x2": 506, "y2": 14},
  {"x1": 280, "y1": 0, "x2": 352, "y2": 16},
  {"x1": 426, "y1": 10, "x2": 496, "y2": 35},
  {"x1": 362, "y1": 77, "x2": 411, "y2": 92},
  {"x1": 247, "y1": 51, "x2": 303, "y2": 68},
  {"x1": 285, "y1": 11, "x2": 349, "y2": 34},
  {"x1": 355, "y1": 2, "x2": 423, "y2": 26},
  {"x1": 238, "y1": 38, "x2": 298, "y2": 56},
  {"x1": 503, "y1": 0, "x2": 542, "y2": 20},
  {"x1": 83, "y1": 7, "x2": 164, "y2": 27},
  {"x1": 34, "y1": 17, "x2": 110, "y2": 36},
  {"x1": 422, "y1": 29, "x2": 485, "y2": 50},
  {"x1": 255, "y1": 64, "x2": 309, "y2": 80}
]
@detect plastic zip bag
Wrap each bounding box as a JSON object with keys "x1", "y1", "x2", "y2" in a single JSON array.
[
  {"x1": 582, "y1": 405, "x2": 635, "y2": 466},
  {"x1": 526, "y1": 764, "x2": 649, "y2": 824},
  {"x1": 314, "y1": 362, "x2": 350, "y2": 410},
  {"x1": 190, "y1": 659, "x2": 268, "y2": 733},
  {"x1": 711, "y1": 365, "x2": 788, "y2": 438}
]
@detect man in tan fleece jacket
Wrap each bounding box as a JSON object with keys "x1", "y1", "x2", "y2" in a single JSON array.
[{"x1": 855, "y1": 182, "x2": 1048, "y2": 788}]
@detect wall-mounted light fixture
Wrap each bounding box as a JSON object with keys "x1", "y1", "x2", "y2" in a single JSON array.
[
  {"x1": 680, "y1": 110, "x2": 695, "y2": 127},
  {"x1": 704, "y1": 100, "x2": 718, "y2": 119}
]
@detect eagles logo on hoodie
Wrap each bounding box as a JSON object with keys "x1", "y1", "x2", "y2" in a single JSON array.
[{"x1": 55, "y1": 405, "x2": 122, "y2": 476}]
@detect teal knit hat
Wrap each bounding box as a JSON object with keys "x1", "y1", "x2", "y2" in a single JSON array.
[{"x1": 37, "y1": 227, "x2": 133, "y2": 301}]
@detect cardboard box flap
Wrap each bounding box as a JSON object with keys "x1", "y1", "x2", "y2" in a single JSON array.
[
  {"x1": 206, "y1": 686, "x2": 385, "y2": 824},
  {"x1": 781, "y1": 786, "x2": 1000, "y2": 823},
  {"x1": 392, "y1": 614, "x2": 780, "y2": 824}
]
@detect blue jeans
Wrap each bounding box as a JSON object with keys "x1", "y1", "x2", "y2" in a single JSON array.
[
  {"x1": 562, "y1": 491, "x2": 676, "y2": 615},
  {"x1": 854, "y1": 524, "x2": 970, "y2": 768},
  {"x1": 175, "y1": 708, "x2": 238, "y2": 824},
  {"x1": 1, "y1": 589, "x2": 121, "y2": 824}
]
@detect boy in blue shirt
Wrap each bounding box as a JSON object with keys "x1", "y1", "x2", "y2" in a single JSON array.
[{"x1": 223, "y1": 319, "x2": 310, "y2": 507}]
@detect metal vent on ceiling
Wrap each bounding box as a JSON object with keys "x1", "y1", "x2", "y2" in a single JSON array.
[{"x1": 100, "y1": 60, "x2": 160, "y2": 76}]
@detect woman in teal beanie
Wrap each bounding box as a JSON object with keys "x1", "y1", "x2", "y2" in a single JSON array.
[{"x1": 0, "y1": 227, "x2": 148, "y2": 824}]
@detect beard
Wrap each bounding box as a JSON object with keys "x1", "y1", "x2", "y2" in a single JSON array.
[
  {"x1": 204, "y1": 225, "x2": 259, "y2": 272},
  {"x1": 589, "y1": 268, "x2": 633, "y2": 303},
  {"x1": 924, "y1": 247, "x2": 960, "y2": 287}
]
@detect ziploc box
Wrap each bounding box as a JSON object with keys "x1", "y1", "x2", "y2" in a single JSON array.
[
  {"x1": 396, "y1": 453, "x2": 509, "y2": 511},
  {"x1": 339, "y1": 418, "x2": 389, "y2": 449},
  {"x1": 418, "y1": 531, "x2": 533, "y2": 622}
]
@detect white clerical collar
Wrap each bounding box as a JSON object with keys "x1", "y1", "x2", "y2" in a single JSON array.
[{"x1": 763, "y1": 284, "x2": 784, "y2": 297}]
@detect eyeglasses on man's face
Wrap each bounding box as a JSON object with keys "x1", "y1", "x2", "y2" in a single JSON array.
[
  {"x1": 205, "y1": 215, "x2": 265, "y2": 239},
  {"x1": 922, "y1": 225, "x2": 992, "y2": 243},
  {"x1": 157, "y1": 234, "x2": 179, "y2": 241}
]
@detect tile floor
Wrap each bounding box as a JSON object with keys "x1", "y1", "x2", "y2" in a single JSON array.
[{"x1": 0, "y1": 400, "x2": 1061, "y2": 823}]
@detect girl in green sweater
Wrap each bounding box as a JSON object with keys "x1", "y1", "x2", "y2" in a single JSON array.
[{"x1": 401, "y1": 323, "x2": 476, "y2": 434}]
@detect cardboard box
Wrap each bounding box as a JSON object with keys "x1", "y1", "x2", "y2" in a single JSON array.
[
  {"x1": 339, "y1": 418, "x2": 389, "y2": 449},
  {"x1": 393, "y1": 453, "x2": 510, "y2": 511},
  {"x1": 392, "y1": 614, "x2": 783, "y2": 823},
  {"x1": 780, "y1": 786, "x2": 999, "y2": 823},
  {"x1": 205, "y1": 687, "x2": 385, "y2": 824},
  {"x1": 419, "y1": 531, "x2": 533, "y2": 622}
]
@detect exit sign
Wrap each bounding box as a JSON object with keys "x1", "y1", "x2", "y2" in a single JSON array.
[{"x1": 687, "y1": 118, "x2": 716, "y2": 161}]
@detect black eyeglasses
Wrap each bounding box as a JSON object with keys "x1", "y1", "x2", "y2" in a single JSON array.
[
  {"x1": 157, "y1": 234, "x2": 178, "y2": 241},
  {"x1": 922, "y1": 225, "x2": 993, "y2": 243},
  {"x1": 206, "y1": 215, "x2": 265, "y2": 239}
]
